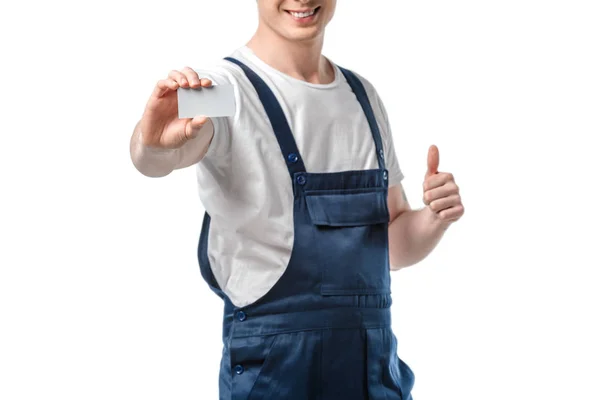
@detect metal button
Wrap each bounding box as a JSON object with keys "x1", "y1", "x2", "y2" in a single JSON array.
[
  {"x1": 236, "y1": 311, "x2": 247, "y2": 321},
  {"x1": 287, "y1": 153, "x2": 299, "y2": 163},
  {"x1": 383, "y1": 170, "x2": 388, "y2": 181},
  {"x1": 379, "y1": 149, "x2": 384, "y2": 158},
  {"x1": 234, "y1": 365, "x2": 244, "y2": 375}
]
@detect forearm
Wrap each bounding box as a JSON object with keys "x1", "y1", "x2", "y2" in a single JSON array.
[
  {"x1": 129, "y1": 121, "x2": 179, "y2": 177},
  {"x1": 388, "y1": 206, "x2": 451, "y2": 270},
  {"x1": 129, "y1": 119, "x2": 214, "y2": 177}
]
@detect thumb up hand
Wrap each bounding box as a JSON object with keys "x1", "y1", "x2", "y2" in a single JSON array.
[{"x1": 422, "y1": 145, "x2": 464, "y2": 224}]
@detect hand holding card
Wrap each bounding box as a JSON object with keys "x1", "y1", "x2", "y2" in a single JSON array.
[{"x1": 139, "y1": 67, "x2": 231, "y2": 150}]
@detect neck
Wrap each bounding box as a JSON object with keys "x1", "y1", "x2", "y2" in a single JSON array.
[{"x1": 246, "y1": 26, "x2": 334, "y2": 84}]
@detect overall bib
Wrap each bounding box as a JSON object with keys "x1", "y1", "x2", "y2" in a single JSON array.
[{"x1": 198, "y1": 57, "x2": 415, "y2": 399}]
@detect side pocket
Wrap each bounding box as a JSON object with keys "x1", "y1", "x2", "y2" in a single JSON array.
[
  {"x1": 253, "y1": 331, "x2": 321, "y2": 399},
  {"x1": 232, "y1": 332, "x2": 321, "y2": 400},
  {"x1": 366, "y1": 328, "x2": 415, "y2": 400},
  {"x1": 229, "y1": 335, "x2": 276, "y2": 400},
  {"x1": 392, "y1": 333, "x2": 416, "y2": 400},
  {"x1": 396, "y1": 356, "x2": 415, "y2": 400}
]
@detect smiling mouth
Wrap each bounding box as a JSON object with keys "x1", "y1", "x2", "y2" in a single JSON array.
[{"x1": 286, "y1": 6, "x2": 321, "y2": 19}]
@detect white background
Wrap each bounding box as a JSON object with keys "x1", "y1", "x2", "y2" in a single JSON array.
[{"x1": 1, "y1": 1, "x2": 599, "y2": 399}]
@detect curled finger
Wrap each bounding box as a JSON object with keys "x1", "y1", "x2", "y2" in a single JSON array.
[
  {"x1": 168, "y1": 69, "x2": 189, "y2": 87},
  {"x1": 153, "y1": 78, "x2": 178, "y2": 98},
  {"x1": 181, "y1": 66, "x2": 203, "y2": 88}
]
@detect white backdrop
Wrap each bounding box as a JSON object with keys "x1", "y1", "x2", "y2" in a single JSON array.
[{"x1": 1, "y1": 1, "x2": 599, "y2": 399}]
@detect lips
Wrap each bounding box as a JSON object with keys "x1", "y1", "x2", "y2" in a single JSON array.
[{"x1": 285, "y1": 6, "x2": 320, "y2": 19}]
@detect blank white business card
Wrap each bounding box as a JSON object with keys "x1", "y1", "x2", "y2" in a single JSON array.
[{"x1": 177, "y1": 84, "x2": 236, "y2": 118}]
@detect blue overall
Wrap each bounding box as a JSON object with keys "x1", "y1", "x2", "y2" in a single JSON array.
[{"x1": 197, "y1": 57, "x2": 415, "y2": 399}]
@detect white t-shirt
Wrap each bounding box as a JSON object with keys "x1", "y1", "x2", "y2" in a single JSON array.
[{"x1": 194, "y1": 46, "x2": 404, "y2": 307}]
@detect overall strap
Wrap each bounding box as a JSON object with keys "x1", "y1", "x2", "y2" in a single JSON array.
[
  {"x1": 337, "y1": 67, "x2": 387, "y2": 171},
  {"x1": 224, "y1": 57, "x2": 307, "y2": 181}
]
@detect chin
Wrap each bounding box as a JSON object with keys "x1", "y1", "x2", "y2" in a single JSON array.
[
  {"x1": 284, "y1": 29, "x2": 323, "y2": 42},
  {"x1": 277, "y1": 22, "x2": 326, "y2": 42}
]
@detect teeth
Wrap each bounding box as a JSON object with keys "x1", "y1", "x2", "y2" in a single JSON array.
[{"x1": 290, "y1": 9, "x2": 315, "y2": 18}]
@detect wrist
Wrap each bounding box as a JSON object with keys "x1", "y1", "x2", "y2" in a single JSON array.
[
  {"x1": 137, "y1": 127, "x2": 178, "y2": 153},
  {"x1": 424, "y1": 206, "x2": 452, "y2": 231}
]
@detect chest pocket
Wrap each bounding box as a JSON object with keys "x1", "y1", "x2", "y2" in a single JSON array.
[{"x1": 304, "y1": 188, "x2": 391, "y2": 296}]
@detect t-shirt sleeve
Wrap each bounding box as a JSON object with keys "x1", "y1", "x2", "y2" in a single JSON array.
[
  {"x1": 191, "y1": 67, "x2": 234, "y2": 162},
  {"x1": 372, "y1": 91, "x2": 404, "y2": 187}
]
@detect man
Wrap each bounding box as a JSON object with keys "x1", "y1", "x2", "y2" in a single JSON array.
[{"x1": 130, "y1": 0, "x2": 464, "y2": 398}]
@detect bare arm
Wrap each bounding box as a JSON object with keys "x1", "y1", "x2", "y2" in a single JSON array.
[
  {"x1": 129, "y1": 117, "x2": 215, "y2": 177},
  {"x1": 129, "y1": 67, "x2": 219, "y2": 177},
  {"x1": 386, "y1": 184, "x2": 450, "y2": 270}
]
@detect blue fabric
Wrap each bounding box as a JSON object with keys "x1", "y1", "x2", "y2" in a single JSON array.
[
  {"x1": 304, "y1": 189, "x2": 390, "y2": 227},
  {"x1": 197, "y1": 58, "x2": 415, "y2": 399}
]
